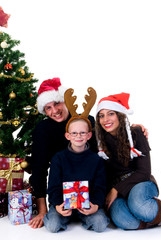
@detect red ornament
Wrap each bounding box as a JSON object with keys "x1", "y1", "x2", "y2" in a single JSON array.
[
  {"x1": 4, "y1": 63, "x2": 12, "y2": 70},
  {"x1": 0, "y1": 7, "x2": 10, "y2": 28}
]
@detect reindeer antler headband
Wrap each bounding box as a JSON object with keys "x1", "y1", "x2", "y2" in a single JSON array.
[{"x1": 65, "y1": 87, "x2": 97, "y2": 132}]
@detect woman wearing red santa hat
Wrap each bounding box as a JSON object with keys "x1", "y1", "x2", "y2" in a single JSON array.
[{"x1": 95, "y1": 92, "x2": 161, "y2": 230}]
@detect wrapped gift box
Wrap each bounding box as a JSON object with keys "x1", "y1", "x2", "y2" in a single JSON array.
[
  {"x1": 0, "y1": 192, "x2": 8, "y2": 218},
  {"x1": 8, "y1": 190, "x2": 32, "y2": 225},
  {"x1": 0, "y1": 158, "x2": 24, "y2": 193},
  {"x1": 63, "y1": 181, "x2": 90, "y2": 209}
]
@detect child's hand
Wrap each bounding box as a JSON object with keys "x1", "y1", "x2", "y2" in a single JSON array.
[
  {"x1": 56, "y1": 203, "x2": 72, "y2": 216},
  {"x1": 78, "y1": 202, "x2": 98, "y2": 215}
]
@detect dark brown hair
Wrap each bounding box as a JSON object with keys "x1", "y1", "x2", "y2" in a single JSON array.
[{"x1": 95, "y1": 111, "x2": 131, "y2": 167}]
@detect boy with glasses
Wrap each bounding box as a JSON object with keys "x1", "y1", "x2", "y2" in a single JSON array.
[{"x1": 43, "y1": 114, "x2": 109, "y2": 233}]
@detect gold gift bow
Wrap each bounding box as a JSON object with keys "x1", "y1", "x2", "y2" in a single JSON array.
[{"x1": 0, "y1": 158, "x2": 24, "y2": 192}]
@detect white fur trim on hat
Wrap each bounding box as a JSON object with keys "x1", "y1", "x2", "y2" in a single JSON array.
[
  {"x1": 37, "y1": 85, "x2": 67, "y2": 114},
  {"x1": 96, "y1": 100, "x2": 133, "y2": 115}
]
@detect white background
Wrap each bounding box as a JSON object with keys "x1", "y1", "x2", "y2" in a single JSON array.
[{"x1": 1, "y1": 0, "x2": 161, "y2": 239}]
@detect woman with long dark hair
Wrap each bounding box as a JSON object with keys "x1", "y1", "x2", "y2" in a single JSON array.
[{"x1": 95, "y1": 92, "x2": 161, "y2": 230}]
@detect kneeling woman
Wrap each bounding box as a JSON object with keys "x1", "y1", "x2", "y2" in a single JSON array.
[{"x1": 95, "y1": 92, "x2": 161, "y2": 230}]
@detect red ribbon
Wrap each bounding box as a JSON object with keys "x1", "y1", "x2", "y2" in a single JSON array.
[
  {"x1": 17, "y1": 204, "x2": 30, "y2": 223},
  {"x1": 131, "y1": 147, "x2": 141, "y2": 156},
  {"x1": 63, "y1": 181, "x2": 89, "y2": 208}
]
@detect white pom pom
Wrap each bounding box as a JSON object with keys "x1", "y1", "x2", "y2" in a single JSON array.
[
  {"x1": 130, "y1": 147, "x2": 144, "y2": 159},
  {"x1": 98, "y1": 151, "x2": 109, "y2": 160},
  {"x1": 127, "y1": 109, "x2": 134, "y2": 115}
]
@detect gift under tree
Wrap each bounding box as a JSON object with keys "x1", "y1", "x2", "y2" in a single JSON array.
[{"x1": 0, "y1": 6, "x2": 43, "y2": 217}]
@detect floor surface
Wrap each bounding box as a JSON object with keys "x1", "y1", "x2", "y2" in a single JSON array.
[{"x1": 1, "y1": 215, "x2": 161, "y2": 240}]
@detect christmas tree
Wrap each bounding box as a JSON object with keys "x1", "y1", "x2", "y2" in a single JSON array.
[{"x1": 0, "y1": 7, "x2": 43, "y2": 158}]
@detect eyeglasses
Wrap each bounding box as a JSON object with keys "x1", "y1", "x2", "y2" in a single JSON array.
[{"x1": 69, "y1": 131, "x2": 89, "y2": 137}]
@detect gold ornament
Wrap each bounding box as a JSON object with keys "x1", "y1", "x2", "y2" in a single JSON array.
[
  {"x1": 0, "y1": 112, "x2": 3, "y2": 119},
  {"x1": 9, "y1": 91, "x2": 16, "y2": 99},
  {"x1": 31, "y1": 103, "x2": 39, "y2": 115},
  {"x1": 18, "y1": 68, "x2": 25, "y2": 76},
  {"x1": 1, "y1": 41, "x2": 8, "y2": 48},
  {"x1": 20, "y1": 160, "x2": 28, "y2": 169},
  {"x1": 12, "y1": 120, "x2": 20, "y2": 127},
  {"x1": 0, "y1": 140, "x2": 2, "y2": 145},
  {"x1": 0, "y1": 118, "x2": 25, "y2": 126}
]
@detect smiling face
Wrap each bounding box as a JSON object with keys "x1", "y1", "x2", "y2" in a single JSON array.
[
  {"x1": 44, "y1": 101, "x2": 69, "y2": 122},
  {"x1": 65, "y1": 119, "x2": 92, "y2": 152},
  {"x1": 98, "y1": 109, "x2": 120, "y2": 136}
]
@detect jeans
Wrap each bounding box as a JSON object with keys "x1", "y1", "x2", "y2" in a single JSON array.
[
  {"x1": 110, "y1": 181, "x2": 159, "y2": 230},
  {"x1": 43, "y1": 205, "x2": 109, "y2": 233}
]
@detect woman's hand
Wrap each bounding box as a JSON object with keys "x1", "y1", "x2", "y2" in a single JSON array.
[
  {"x1": 78, "y1": 202, "x2": 98, "y2": 215},
  {"x1": 105, "y1": 188, "x2": 118, "y2": 210},
  {"x1": 56, "y1": 203, "x2": 72, "y2": 216}
]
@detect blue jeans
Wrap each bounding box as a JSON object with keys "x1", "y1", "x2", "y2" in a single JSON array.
[
  {"x1": 110, "y1": 181, "x2": 159, "y2": 230},
  {"x1": 43, "y1": 205, "x2": 109, "y2": 233}
]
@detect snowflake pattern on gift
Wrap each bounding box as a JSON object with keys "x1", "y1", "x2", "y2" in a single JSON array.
[{"x1": 0, "y1": 158, "x2": 9, "y2": 169}]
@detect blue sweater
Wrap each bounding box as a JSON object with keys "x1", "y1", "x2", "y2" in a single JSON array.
[
  {"x1": 47, "y1": 146, "x2": 106, "y2": 208},
  {"x1": 30, "y1": 115, "x2": 97, "y2": 198}
]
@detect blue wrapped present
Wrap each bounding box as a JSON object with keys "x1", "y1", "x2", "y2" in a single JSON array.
[{"x1": 8, "y1": 190, "x2": 32, "y2": 225}]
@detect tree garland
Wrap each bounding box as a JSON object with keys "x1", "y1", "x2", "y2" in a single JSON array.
[{"x1": 0, "y1": 73, "x2": 34, "y2": 82}]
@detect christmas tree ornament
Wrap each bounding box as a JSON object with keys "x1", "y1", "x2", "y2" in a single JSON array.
[
  {"x1": 12, "y1": 120, "x2": 20, "y2": 127},
  {"x1": 0, "y1": 140, "x2": 2, "y2": 145},
  {"x1": 9, "y1": 91, "x2": 16, "y2": 99},
  {"x1": 31, "y1": 103, "x2": 39, "y2": 115},
  {"x1": 0, "y1": 40, "x2": 8, "y2": 48},
  {"x1": 20, "y1": 160, "x2": 28, "y2": 169},
  {"x1": 0, "y1": 111, "x2": 3, "y2": 119},
  {"x1": 18, "y1": 68, "x2": 25, "y2": 76},
  {"x1": 4, "y1": 62, "x2": 12, "y2": 70}
]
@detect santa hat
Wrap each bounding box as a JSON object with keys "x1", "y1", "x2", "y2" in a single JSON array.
[
  {"x1": 37, "y1": 78, "x2": 67, "y2": 114},
  {"x1": 96, "y1": 92, "x2": 143, "y2": 159},
  {"x1": 96, "y1": 93, "x2": 133, "y2": 115}
]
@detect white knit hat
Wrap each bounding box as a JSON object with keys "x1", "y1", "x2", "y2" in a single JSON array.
[
  {"x1": 96, "y1": 92, "x2": 143, "y2": 159},
  {"x1": 37, "y1": 78, "x2": 67, "y2": 114}
]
